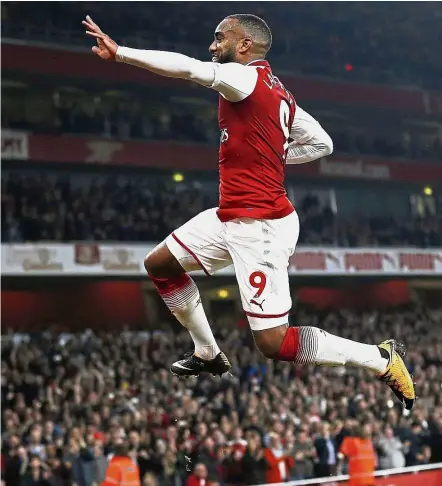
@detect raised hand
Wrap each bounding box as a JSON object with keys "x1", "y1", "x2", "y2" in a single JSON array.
[{"x1": 82, "y1": 15, "x2": 118, "y2": 61}]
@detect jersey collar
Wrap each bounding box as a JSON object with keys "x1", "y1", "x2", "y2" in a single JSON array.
[{"x1": 247, "y1": 59, "x2": 270, "y2": 69}]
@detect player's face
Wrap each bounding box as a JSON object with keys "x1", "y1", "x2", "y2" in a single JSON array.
[{"x1": 209, "y1": 18, "x2": 246, "y2": 64}]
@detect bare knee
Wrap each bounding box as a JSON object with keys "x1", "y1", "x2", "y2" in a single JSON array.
[
  {"x1": 144, "y1": 242, "x2": 185, "y2": 278},
  {"x1": 252, "y1": 325, "x2": 288, "y2": 360}
]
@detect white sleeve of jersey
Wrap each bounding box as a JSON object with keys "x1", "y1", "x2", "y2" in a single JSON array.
[
  {"x1": 116, "y1": 47, "x2": 257, "y2": 102},
  {"x1": 286, "y1": 106, "x2": 334, "y2": 164},
  {"x1": 116, "y1": 47, "x2": 215, "y2": 83},
  {"x1": 210, "y1": 63, "x2": 258, "y2": 102}
]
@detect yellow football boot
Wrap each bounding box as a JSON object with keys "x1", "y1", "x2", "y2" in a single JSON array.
[{"x1": 377, "y1": 340, "x2": 416, "y2": 410}]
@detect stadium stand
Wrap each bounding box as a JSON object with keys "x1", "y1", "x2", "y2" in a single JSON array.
[
  {"x1": 2, "y1": 2, "x2": 442, "y2": 88},
  {"x1": 2, "y1": 82, "x2": 441, "y2": 162},
  {"x1": 2, "y1": 304, "x2": 442, "y2": 486},
  {"x1": 2, "y1": 170, "x2": 442, "y2": 247}
]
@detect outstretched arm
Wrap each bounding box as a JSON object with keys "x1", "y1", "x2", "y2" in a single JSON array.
[
  {"x1": 82, "y1": 16, "x2": 257, "y2": 102},
  {"x1": 286, "y1": 106, "x2": 333, "y2": 164}
]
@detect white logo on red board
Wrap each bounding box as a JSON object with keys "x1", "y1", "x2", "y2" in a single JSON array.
[
  {"x1": 344, "y1": 252, "x2": 396, "y2": 272},
  {"x1": 398, "y1": 252, "x2": 442, "y2": 272},
  {"x1": 290, "y1": 251, "x2": 341, "y2": 271},
  {"x1": 85, "y1": 141, "x2": 123, "y2": 163}
]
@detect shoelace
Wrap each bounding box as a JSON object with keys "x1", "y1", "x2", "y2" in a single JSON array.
[{"x1": 182, "y1": 351, "x2": 205, "y2": 368}]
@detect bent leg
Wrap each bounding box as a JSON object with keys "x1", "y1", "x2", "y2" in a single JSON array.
[
  {"x1": 144, "y1": 241, "x2": 186, "y2": 278},
  {"x1": 223, "y1": 211, "x2": 388, "y2": 373},
  {"x1": 144, "y1": 208, "x2": 231, "y2": 362},
  {"x1": 252, "y1": 325, "x2": 388, "y2": 373}
]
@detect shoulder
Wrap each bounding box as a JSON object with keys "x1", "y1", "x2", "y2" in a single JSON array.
[
  {"x1": 213, "y1": 63, "x2": 259, "y2": 102},
  {"x1": 107, "y1": 458, "x2": 120, "y2": 469},
  {"x1": 216, "y1": 62, "x2": 257, "y2": 73},
  {"x1": 340, "y1": 436, "x2": 354, "y2": 450},
  {"x1": 214, "y1": 63, "x2": 258, "y2": 84}
]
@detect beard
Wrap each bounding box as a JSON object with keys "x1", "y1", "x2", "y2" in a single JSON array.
[{"x1": 216, "y1": 45, "x2": 237, "y2": 64}]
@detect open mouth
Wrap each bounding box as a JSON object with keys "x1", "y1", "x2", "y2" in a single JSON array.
[{"x1": 212, "y1": 55, "x2": 219, "y2": 62}]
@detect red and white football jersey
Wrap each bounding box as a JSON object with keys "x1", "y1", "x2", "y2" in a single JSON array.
[
  {"x1": 217, "y1": 60, "x2": 296, "y2": 222},
  {"x1": 116, "y1": 48, "x2": 333, "y2": 221}
]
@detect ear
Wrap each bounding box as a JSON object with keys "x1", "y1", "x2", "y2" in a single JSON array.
[{"x1": 238, "y1": 37, "x2": 253, "y2": 54}]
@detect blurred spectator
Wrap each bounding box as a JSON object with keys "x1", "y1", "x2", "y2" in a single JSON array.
[
  {"x1": 241, "y1": 433, "x2": 267, "y2": 485},
  {"x1": 141, "y1": 472, "x2": 157, "y2": 486},
  {"x1": 314, "y1": 422, "x2": 337, "y2": 478},
  {"x1": 19, "y1": 455, "x2": 51, "y2": 486},
  {"x1": 404, "y1": 421, "x2": 427, "y2": 466},
  {"x1": 376, "y1": 425, "x2": 406, "y2": 470},
  {"x1": 185, "y1": 463, "x2": 211, "y2": 486},
  {"x1": 290, "y1": 429, "x2": 316, "y2": 480},
  {"x1": 4, "y1": 446, "x2": 28, "y2": 486},
  {"x1": 428, "y1": 414, "x2": 442, "y2": 463},
  {"x1": 263, "y1": 433, "x2": 294, "y2": 483},
  {"x1": 416, "y1": 445, "x2": 433, "y2": 466},
  {"x1": 28, "y1": 426, "x2": 45, "y2": 461},
  {"x1": 91, "y1": 442, "x2": 107, "y2": 486},
  {"x1": 338, "y1": 423, "x2": 376, "y2": 486},
  {"x1": 101, "y1": 441, "x2": 140, "y2": 486},
  {"x1": 160, "y1": 449, "x2": 178, "y2": 486},
  {"x1": 63, "y1": 438, "x2": 94, "y2": 486}
]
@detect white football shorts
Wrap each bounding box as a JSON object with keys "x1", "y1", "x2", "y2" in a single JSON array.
[{"x1": 164, "y1": 208, "x2": 299, "y2": 331}]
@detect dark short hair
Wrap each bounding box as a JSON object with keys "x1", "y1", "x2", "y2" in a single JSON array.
[
  {"x1": 114, "y1": 443, "x2": 129, "y2": 456},
  {"x1": 227, "y1": 14, "x2": 272, "y2": 53}
]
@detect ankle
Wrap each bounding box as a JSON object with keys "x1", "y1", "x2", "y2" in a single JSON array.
[{"x1": 195, "y1": 344, "x2": 220, "y2": 361}]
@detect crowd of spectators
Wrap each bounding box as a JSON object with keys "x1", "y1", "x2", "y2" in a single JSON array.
[
  {"x1": 1, "y1": 86, "x2": 220, "y2": 146},
  {"x1": 2, "y1": 2, "x2": 441, "y2": 87},
  {"x1": 3, "y1": 83, "x2": 442, "y2": 162},
  {"x1": 2, "y1": 304, "x2": 442, "y2": 486},
  {"x1": 2, "y1": 170, "x2": 442, "y2": 248},
  {"x1": 1, "y1": 171, "x2": 211, "y2": 244}
]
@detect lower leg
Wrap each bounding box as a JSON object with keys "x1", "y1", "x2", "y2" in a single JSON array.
[
  {"x1": 253, "y1": 325, "x2": 388, "y2": 373},
  {"x1": 145, "y1": 243, "x2": 220, "y2": 361}
]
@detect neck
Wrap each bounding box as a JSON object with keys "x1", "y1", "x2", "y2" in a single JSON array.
[{"x1": 238, "y1": 55, "x2": 266, "y2": 66}]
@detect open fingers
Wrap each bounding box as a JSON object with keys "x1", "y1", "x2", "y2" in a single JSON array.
[
  {"x1": 82, "y1": 18, "x2": 103, "y2": 35},
  {"x1": 85, "y1": 15, "x2": 102, "y2": 32},
  {"x1": 85, "y1": 30, "x2": 107, "y2": 40},
  {"x1": 82, "y1": 20, "x2": 100, "y2": 33}
]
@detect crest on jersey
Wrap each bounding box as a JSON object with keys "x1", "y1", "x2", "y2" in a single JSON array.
[{"x1": 220, "y1": 128, "x2": 229, "y2": 143}]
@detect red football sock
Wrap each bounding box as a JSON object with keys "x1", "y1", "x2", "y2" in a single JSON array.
[
  {"x1": 149, "y1": 274, "x2": 192, "y2": 297},
  {"x1": 276, "y1": 326, "x2": 387, "y2": 371},
  {"x1": 276, "y1": 327, "x2": 300, "y2": 361}
]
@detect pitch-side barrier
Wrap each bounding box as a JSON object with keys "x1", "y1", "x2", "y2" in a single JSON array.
[{"x1": 254, "y1": 462, "x2": 442, "y2": 486}]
